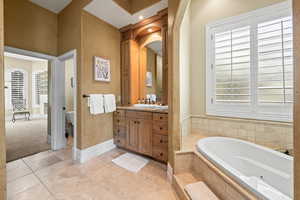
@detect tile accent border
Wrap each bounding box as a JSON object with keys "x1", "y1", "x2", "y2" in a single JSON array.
[
  {"x1": 191, "y1": 115, "x2": 293, "y2": 150},
  {"x1": 76, "y1": 139, "x2": 116, "y2": 163}
]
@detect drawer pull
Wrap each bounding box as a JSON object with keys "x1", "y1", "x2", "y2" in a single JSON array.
[
  {"x1": 160, "y1": 153, "x2": 163, "y2": 156},
  {"x1": 160, "y1": 117, "x2": 163, "y2": 120}
]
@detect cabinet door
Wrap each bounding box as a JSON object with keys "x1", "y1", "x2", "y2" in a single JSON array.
[
  {"x1": 126, "y1": 119, "x2": 139, "y2": 152},
  {"x1": 138, "y1": 119, "x2": 153, "y2": 156}
]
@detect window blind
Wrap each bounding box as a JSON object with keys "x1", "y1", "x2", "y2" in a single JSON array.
[
  {"x1": 11, "y1": 70, "x2": 24, "y2": 105},
  {"x1": 257, "y1": 16, "x2": 293, "y2": 104},
  {"x1": 214, "y1": 26, "x2": 251, "y2": 103},
  {"x1": 206, "y1": 2, "x2": 293, "y2": 121}
]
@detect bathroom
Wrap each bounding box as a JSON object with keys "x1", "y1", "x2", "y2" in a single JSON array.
[
  {"x1": 0, "y1": 0, "x2": 300, "y2": 199},
  {"x1": 172, "y1": 0, "x2": 295, "y2": 199}
]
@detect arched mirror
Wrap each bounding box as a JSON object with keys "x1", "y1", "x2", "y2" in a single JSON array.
[{"x1": 139, "y1": 39, "x2": 163, "y2": 104}]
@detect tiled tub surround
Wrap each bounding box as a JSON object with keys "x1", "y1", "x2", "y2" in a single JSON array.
[
  {"x1": 190, "y1": 116, "x2": 293, "y2": 151},
  {"x1": 173, "y1": 151, "x2": 258, "y2": 200},
  {"x1": 197, "y1": 137, "x2": 293, "y2": 200}
]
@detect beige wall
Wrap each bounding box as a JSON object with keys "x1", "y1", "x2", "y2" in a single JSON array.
[
  {"x1": 188, "y1": 0, "x2": 293, "y2": 149},
  {"x1": 80, "y1": 11, "x2": 121, "y2": 149},
  {"x1": 4, "y1": 0, "x2": 58, "y2": 56}
]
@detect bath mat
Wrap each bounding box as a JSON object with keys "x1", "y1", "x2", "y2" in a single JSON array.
[{"x1": 112, "y1": 153, "x2": 149, "y2": 173}]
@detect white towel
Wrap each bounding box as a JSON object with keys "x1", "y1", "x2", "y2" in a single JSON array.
[
  {"x1": 104, "y1": 94, "x2": 116, "y2": 113},
  {"x1": 89, "y1": 94, "x2": 104, "y2": 115}
]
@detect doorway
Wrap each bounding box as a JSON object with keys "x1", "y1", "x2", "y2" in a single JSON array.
[
  {"x1": 4, "y1": 47, "x2": 78, "y2": 162},
  {"x1": 4, "y1": 52, "x2": 50, "y2": 162}
]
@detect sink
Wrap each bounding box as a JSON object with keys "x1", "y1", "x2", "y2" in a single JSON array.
[{"x1": 133, "y1": 104, "x2": 168, "y2": 109}]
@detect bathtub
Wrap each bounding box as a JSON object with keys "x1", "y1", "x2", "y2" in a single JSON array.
[{"x1": 196, "y1": 137, "x2": 293, "y2": 200}]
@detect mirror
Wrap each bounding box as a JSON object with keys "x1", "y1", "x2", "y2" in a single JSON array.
[{"x1": 139, "y1": 40, "x2": 163, "y2": 104}]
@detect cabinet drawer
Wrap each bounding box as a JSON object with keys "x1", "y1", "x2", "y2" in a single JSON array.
[
  {"x1": 153, "y1": 148, "x2": 168, "y2": 162},
  {"x1": 114, "y1": 137, "x2": 126, "y2": 147},
  {"x1": 126, "y1": 111, "x2": 152, "y2": 120},
  {"x1": 114, "y1": 110, "x2": 125, "y2": 118},
  {"x1": 153, "y1": 134, "x2": 168, "y2": 149},
  {"x1": 114, "y1": 126, "x2": 126, "y2": 138},
  {"x1": 153, "y1": 123, "x2": 168, "y2": 135},
  {"x1": 114, "y1": 118, "x2": 126, "y2": 127},
  {"x1": 153, "y1": 113, "x2": 168, "y2": 122}
]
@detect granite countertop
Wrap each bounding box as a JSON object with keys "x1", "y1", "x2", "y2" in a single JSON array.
[{"x1": 117, "y1": 106, "x2": 168, "y2": 114}]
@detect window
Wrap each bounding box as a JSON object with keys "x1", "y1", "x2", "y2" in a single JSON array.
[
  {"x1": 206, "y1": 1, "x2": 293, "y2": 122},
  {"x1": 11, "y1": 70, "x2": 25, "y2": 106},
  {"x1": 33, "y1": 71, "x2": 48, "y2": 106}
]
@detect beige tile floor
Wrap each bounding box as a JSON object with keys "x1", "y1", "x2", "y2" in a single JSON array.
[{"x1": 7, "y1": 147, "x2": 178, "y2": 200}]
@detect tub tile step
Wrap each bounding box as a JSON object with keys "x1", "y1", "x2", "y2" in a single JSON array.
[{"x1": 184, "y1": 182, "x2": 220, "y2": 200}]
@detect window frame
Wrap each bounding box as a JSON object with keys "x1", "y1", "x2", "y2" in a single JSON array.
[{"x1": 205, "y1": 1, "x2": 293, "y2": 122}]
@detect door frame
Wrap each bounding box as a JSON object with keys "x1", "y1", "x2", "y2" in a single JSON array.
[
  {"x1": 4, "y1": 46, "x2": 78, "y2": 161},
  {"x1": 57, "y1": 50, "x2": 77, "y2": 160}
]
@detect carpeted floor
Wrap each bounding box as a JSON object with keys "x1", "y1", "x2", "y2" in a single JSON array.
[{"x1": 5, "y1": 118, "x2": 50, "y2": 162}]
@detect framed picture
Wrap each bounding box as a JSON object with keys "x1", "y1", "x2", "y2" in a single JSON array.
[
  {"x1": 94, "y1": 56, "x2": 111, "y2": 82},
  {"x1": 146, "y1": 71, "x2": 153, "y2": 87}
]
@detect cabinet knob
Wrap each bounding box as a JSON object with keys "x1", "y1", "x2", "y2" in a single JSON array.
[
  {"x1": 117, "y1": 120, "x2": 120, "y2": 123},
  {"x1": 160, "y1": 127, "x2": 163, "y2": 130},
  {"x1": 160, "y1": 117, "x2": 163, "y2": 120},
  {"x1": 160, "y1": 153, "x2": 163, "y2": 156},
  {"x1": 118, "y1": 129, "x2": 120, "y2": 133},
  {"x1": 160, "y1": 140, "x2": 163, "y2": 143}
]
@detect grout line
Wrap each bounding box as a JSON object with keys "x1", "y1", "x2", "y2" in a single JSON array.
[
  {"x1": 33, "y1": 171, "x2": 58, "y2": 200},
  {"x1": 22, "y1": 158, "x2": 35, "y2": 173}
]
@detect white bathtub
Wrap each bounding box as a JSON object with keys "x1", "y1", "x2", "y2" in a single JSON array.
[{"x1": 196, "y1": 137, "x2": 293, "y2": 200}]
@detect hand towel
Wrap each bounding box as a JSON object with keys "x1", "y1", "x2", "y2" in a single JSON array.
[
  {"x1": 104, "y1": 94, "x2": 116, "y2": 113},
  {"x1": 89, "y1": 94, "x2": 104, "y2": 115}
]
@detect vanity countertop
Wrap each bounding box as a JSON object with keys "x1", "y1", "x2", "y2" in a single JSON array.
[{"x1": 117, "y1": 106, "x2": 168, "y2": 114}]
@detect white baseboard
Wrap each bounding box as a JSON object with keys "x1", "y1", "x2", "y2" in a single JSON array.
[
  {"x1": 76, "y1": 139, "x2": 116, "y2": 163},
  {"x1": 167, "y1": 162, "x2": 174, "y2": 183}
]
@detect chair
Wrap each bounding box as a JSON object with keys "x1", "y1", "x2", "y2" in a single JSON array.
[{"x1": 12, "y1": 99, "x2": 30, "y2": 122}]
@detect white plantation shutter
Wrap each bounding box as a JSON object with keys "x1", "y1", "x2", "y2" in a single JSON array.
[
  {"x1": 206, "y1": 2, "x2": 293, "y2": 122},
  {"x1": 214, "y1": 26, "x2": 251, "y2": 103},
  {"x1": 11, "y1": 70, "x2": 25, "y2": 105},
  {"x1": 257, "y1": 17, "x2": 293, "y2": 104}
]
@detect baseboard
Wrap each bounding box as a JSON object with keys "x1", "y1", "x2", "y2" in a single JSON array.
[
  {"x1": 76, "y1": 139, "x2": 116, "y2": 163},
  {"x1": 167, "y1": 162, "x2": 174, "y2": 183}
]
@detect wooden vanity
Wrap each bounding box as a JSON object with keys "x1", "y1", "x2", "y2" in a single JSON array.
[{"x1": 113, "y1": 107, "x2": 168, "y2": 162}]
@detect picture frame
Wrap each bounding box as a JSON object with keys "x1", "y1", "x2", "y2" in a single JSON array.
[{"x1": 94, "y1": 56, "x2": 111, "y2": 82}]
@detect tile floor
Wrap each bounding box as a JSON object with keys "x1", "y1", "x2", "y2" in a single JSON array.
[{"x1": 7, "y1": 147, "x2": 178, "y2": 200}]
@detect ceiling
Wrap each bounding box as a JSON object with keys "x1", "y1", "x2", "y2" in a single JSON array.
[
  {"x1": 147, "y1": 41, "x2": 162, "y2": 56},
  {"x1": 84, "y1": 0, "x2": 168, "y2": 29},
  {"x1": 4, "y1": 52, "x2": 47, "y2": 62},
  {"x1": 29, "y1": 0, "x2": 72, "y2": 14}
]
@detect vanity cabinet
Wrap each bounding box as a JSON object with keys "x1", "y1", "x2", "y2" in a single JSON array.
[
  {"x1": 113, "y1": 110, "x2": 126, "y2": 148},
  {"x1": 113, "y1": 109, "x2": 168, "y2": 162}
]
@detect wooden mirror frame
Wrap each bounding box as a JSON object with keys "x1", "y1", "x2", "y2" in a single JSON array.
[{"x1": 120, "y1": 9, "x2": 168, "y2": 105}]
